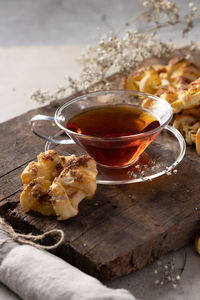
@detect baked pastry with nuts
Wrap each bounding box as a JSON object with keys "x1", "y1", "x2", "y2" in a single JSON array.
[
  {"x1": 123, "y1": 56, "x2": 200, "y2": 155},
  {"x1": 20, "y1": 150, "x2": 98, "y2": 220}
]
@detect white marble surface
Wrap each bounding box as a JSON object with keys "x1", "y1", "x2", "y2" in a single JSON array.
[{"x1": 1, "y1": 1, "x2": 200, "y2": 299}]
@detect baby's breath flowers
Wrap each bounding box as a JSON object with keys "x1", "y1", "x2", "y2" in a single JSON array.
[
  {"x1": 154, "y1": 251, "x2": 187, "y2": 288},
  {"x1": 31, "y1": 85, "x2": 68, "y2": 104},
  {"x1": 142, "y1": 0, "x2": 179, "y2": 26},
  {"x1": 31, "y1": 0, "x2": 199, "y2": 104},
  {"x1": 142, "y1": 0, "x2": 198, "y2": 36},
  {"x1": 31, "y1": 30, "x2": 173, "y2": 103},
  {"x1": 75, "y1": 30, "x2": 173, "y2": 92},
  {"x1": 183, "y1": 2, "x2": 199, "y2": 36},
  {"x1": 119, "y1": 1, "x2": 198, "y2": 36}
]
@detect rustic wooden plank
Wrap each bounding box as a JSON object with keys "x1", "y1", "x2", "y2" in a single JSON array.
[
  {"x1": 0, "y1": 112, "x2": 45, "y2": 177},
  {"x1": 0, "y1": 167, "x2": 24, "y2": 200},
  {"x1": 1, "y1": 145, "x2": 200, "y2": 279},
  {"x1": 0, "y1": 99, "x2": 76, "y2": 177},
  {"x1": 1, "y1": 47, "x2": 200, "y2": 280}
]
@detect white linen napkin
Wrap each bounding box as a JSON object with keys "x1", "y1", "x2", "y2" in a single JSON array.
[{"x1": 0, "y1": 228, "x2": 136, "y2": 300}]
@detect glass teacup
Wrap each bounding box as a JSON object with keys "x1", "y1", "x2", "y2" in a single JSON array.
[{"x1": 31, "y1": 90, "x2": 173, "y2": 168}]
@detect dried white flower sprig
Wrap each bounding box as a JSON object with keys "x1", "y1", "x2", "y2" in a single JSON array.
[
  {"x1": 183, "y1": 2, "x2": 199, "y2": 36},
  {"x1": 75, "y1": 30, "x2": 173, "y2": 92},
  {"x1": 142, "y1": 0, "x2": 179, "y2": 26},
  {"x1": 31, "y1": 85, "x2": 68, "y2": 104},
  {"x1": 154, "y1": 251, "x2": 187, "y2": 288},
  {"x1": 31, "y1": 30, "x2": 173, "y2": 104},
  {"x1": 118, "y1": 1, "x2": 198, "y2": 36},
  {"x1": 31, "y1": 0, "x2": 199, "y2": 104}
]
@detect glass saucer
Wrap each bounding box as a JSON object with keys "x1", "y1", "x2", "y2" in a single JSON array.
[{"x1": 45, "y1": 125, "x2": 186, "y2": 185}]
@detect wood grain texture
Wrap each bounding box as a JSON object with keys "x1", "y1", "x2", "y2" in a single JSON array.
[{"x1": 1, "y1": 47, "x2": 200, "y2": 280}]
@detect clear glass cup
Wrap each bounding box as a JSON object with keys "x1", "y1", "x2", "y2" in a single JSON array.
[{"x1": 31, "y1": 90, "x2": 173, "y2": 168}]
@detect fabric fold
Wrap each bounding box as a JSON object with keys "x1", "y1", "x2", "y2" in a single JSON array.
[{"x1": 0, "y1": 229, "x2": 136, "y2": 300}]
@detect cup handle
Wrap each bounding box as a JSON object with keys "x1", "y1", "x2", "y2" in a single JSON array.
[{"x1": 30, "y1": 114, "x2": 76, "y2": 145}]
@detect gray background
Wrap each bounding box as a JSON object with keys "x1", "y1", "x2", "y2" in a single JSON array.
[
  {"x1": 0, "y1": 1, "x2": 200, "y2": 299},
  {"x1": 0, "y1": 0, "x2": 199, "y2": 47}
]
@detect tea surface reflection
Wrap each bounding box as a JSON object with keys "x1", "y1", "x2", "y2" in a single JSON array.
[{"x1": 66, "y1": 105, "x2": 160, "y2": 168}]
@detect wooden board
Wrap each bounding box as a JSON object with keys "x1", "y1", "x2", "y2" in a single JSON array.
[{"x1": 1, "y1": 48, "x2": 200, "y2": 280}]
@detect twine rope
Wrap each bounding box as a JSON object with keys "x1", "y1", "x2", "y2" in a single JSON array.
[{"x1": 0, "y1": 217, "x2": 64, "y2": 250}]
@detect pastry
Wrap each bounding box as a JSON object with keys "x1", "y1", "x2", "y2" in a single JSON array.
[
  {"x1": 123, "y1": 56, "x2": 200, "y2": 154},
  {"x1": 20, "y1": 150, "x2": 98, "y2": 220}
]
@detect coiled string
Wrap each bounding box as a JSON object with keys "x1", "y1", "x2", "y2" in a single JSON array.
[{"x1": 0, "y1": 217, "x2": 64, "y2": 250}]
